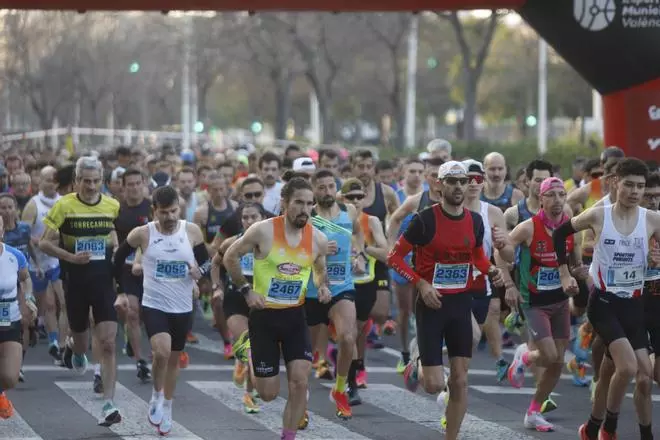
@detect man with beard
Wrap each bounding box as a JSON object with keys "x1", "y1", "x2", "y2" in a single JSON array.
[
  {"x1": 113, "y1": 185, "x2": 209, "y2": 436},
  {"x1": 388, "y1": 161, "x2": 504, "y2": 440},
  {"x1": 177, "y1": 167, "x2": 200, "y2": 222},
  {"x1": 259, "y1": 152, "x2": 283, "y2": 215},
  {"x1": 114, "y1": 168, "x2": 151, "y2": 384},
  {"x1": 387, "y1": 157, "x2": 443, "y2": 372},
  {"x1": 351, "y1": 150, "x2": 399, "y2": 345},
  {"x1": 553, "y1": 158, "x2": 660, "y2": 440},
  {"x1": 306, "y1": 169, "x2": 363, "y2": 420},
  {"x1": 223, "y1": 177, "x2": 330, "y2": 440},
  {"x1": 497, "y1": 177, "x2": 583, "y2": 432},
  {"x1": 21, "y1": 166, "x2": 66, "y2": 364},
  {"x1": 481, "y1": 152, "x2": 524, "y2": 212},
  {"x1": 10, "y1": 173, "x2": 33, "y2": 216}
]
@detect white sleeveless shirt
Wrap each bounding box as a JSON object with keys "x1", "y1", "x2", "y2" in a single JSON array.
[
  {"x1": 142, "y1": 220, "x2": 196, "y2": 313},
  {"x1": 30, "y1": 192, "x2": 61, "y2": 270},
  {"x1": 472, "y1": 201, "x2": 493, "y2": 296},
  {"x1": 589, "y1": 205, "x2": 648, "y2": 298}
]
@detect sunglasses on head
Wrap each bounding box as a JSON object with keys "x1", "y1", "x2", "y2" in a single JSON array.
[
  {"x1": 243, "y1": 191, "x2": 263, "y2": 200},
  {"x1": 468, "y1": 175, "x2": 484, "y2": 184},
  {"x1": 344, "y1": 193, "x2": 365, "y2": 201},
  {"x1": 443, "y1": 177, "x2": 469, "y2": 186}
]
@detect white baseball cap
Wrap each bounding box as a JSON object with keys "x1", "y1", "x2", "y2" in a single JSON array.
[
  {"x1": 110, "y1": 166, "x2": 126, "y2": 182},
  {"x1": 293, "y1": 157, "x2": 316, "y2": 173},
  {"x1": 427, "y1": 138, "x2": 452, "y2": 155},
  {"x1": 438, "y1": 160, "x2": 467, "y2": 179},
  {"x1": 461, "y1": 159, "x2": 484, "y2": 174}
]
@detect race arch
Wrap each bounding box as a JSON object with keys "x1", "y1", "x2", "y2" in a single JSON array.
[{"x1": 6, "y1": 0, "x2": 660, "y2": 161}]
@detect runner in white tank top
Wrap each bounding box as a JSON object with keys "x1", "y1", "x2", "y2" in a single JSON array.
[
  {"x1": 113, "y1": 186, "x2": 210, "y2": 437},
  {"x1": 553, "y1": 158, "x2": 660, "y2": 440}
]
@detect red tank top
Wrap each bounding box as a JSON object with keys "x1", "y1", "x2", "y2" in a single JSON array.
[{"x1": 413, "y1": 205, "x2": 478, "y2": 295}]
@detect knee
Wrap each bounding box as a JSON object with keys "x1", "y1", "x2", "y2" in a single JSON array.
[
  {"x1": 44, "y1": 296, "x2": 57, "y2": 314},
  {"x1": 616, "y1": 363, "x2": 638, "y2": 380},
  {"x1": 288, "y1": 375, "x2": 308, "y2": 395},
  {"x1": 126, "y1": 307, "x2": 140, "y2": 325},
  {"x1": 152, "y1": 345, "x2": 171, "y2": 363},
  {"x1": 448, "y1": 374, "x2": 468, "y2": 392},
  {"x1": 636, "y1": 373, "x2": 653, "y2": 395},
  {"x1": 258, "y1": 385, "x2": 279, "y2": 402},
  {"x1": 422, "y1": 372, "x2": 448, "y2": 395},
  {"x1": 99, "y1": 337, "x2": 116, "y2": 355},
  {"x1": 337, "y1": 327, "x2": 356, "y2": 347},
  {"x1": 370, "y1": 311, "x2": 387, "y2": 325}
]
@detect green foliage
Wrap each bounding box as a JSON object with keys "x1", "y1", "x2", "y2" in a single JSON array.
[{"x1": 373, "y1": 139, "x2": 602, "y2": 179}]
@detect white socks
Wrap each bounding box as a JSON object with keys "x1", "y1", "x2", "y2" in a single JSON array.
[
  {"x1": 94, "y1": 364, "x2": 101, "y2": 376},
  {"x1": 152, "y1": 389, "x2": 164, "y2": 402}
]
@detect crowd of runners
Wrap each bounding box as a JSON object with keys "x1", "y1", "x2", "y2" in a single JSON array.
[{"x1": 0, "y1": 140, "x2": 658, "y2": 440}]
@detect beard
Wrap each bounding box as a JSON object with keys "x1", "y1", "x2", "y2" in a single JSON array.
[
  {"x1": 292, "y1": 214, "x2": 309, "y2": 228},
  {"x1": 317, "y1": 196, "x2": 335, "y2": 208},
  {"x1": 444, "y1": 191, "x2": 465, "y2": 207}
]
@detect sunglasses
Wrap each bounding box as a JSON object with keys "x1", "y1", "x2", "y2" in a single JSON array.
[
  {"x1": 243, "y1": 191, "x2": 263, "y2": 200},
  {"x1": 443, "y1": 177, "x2": 469, "y2": 186},
  {"x1": 344, "y1": 194, "x2": 365, "y2": 201},
  {"x1": 468, "y1": 175, "x2": 484, "y2": 184}
]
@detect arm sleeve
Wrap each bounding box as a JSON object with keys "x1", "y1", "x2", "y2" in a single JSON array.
[
  {"x1": 42, "y1": 199, "x2": 65, "y2": 231},
  {"x1": 113, "y1": 241, "x2": 136, "y2": 287},
  {"x1": 472, "y1": 246, "x2": 492, "y2": 275},
  {"x1": 193, "y1": 242, "x2": 211, "y2": 277},
  {"x1": 552, "y1": 220, "x2": 577, "y2": 266},
  {"x1": 387, "y1": 236, "x2": 421, "y2": 285},
  {"x1": 471, "y1": 211, "x2": 485, "y2": 249}
]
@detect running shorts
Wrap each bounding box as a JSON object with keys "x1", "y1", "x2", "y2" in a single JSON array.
[
  {"x1": 223, "y1": 287, "x2": 250, "y2": 319},
  {"x1": 587, "y1": 289, "x2": 647, "y2": 351},
  {"x1": 65, "y1": 272, "x2": 117, "y2": 333},
  {"x1": 355, "y1": 281, "x2": 377, "y2": 322},
  {"x1": 524, "y1": 299, "x2": 571, "y2": 342},
  {"x1": 30, "y1": 267, "x2": 61, "y2": 293},
  {"x1": 374, "y1": 262, "x2": 390, "y2": 290},
  {"x1": 142, "y1": 306, "x2": 194, "y2": 352},
  {"x1": 304, "y1": 290, "x2": 355, "y2": 327},
  {"x1": 120, "y1": 266, "x2": 143, "y2": 299},
  {"x1": 0, "y1": 320, "x2": 21, "y2": 344}
]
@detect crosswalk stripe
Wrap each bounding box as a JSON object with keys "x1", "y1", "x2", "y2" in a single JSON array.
[
  {"x1": 626, "y1": 393, "x2": 660, "y2": 402},
  {"x1": 320, "y1": 383, "x2": 539, "y2": 439},
  {"x1": 188, "y1": 381, "x2": 372, "y2": 440},
  {"x1": 187, "y1": 334, "x2": 223, "y2": 355},
  {"x1": 55, "y1": 381, "x2": 202, "y2": 439},
  {"x1": 470, "y1": 385, "x2": 560, "y2": 396},
  {"x1": 0, "y1": 410, "x2": 44, "y2": 440}
]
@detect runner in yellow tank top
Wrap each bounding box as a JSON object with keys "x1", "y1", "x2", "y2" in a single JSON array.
[{"x1": 223, "y1": 177, "x2": 330, "y2": 440}]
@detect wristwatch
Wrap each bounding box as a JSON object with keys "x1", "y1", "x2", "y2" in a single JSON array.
[
  {"x1": 239, "y1": 283, "x2": 251, "y2": 297},
  {"x1": 211, "y1": 283, "x2": 221, "y2": 291}
]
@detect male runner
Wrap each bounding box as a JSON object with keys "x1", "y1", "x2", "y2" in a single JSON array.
[
  {"x1": 258, "y1": 151, "x2": 283, "y2": 215},
  {"x1": 114, "y1": 168, "x2": 151, "y2": 382},
  {"x1": 0, "y1": 215, "x2": 32, "y2": 419},
  {"x1": 463, "y1": 159, "x2": 511, "y2": 382},
  {"x1": 39, "y1": 156, "x2": 122, "y2": 426},
  {"x1": 387, "y1": 157, "x2": 443, "y2": 371},
  {"x1": 481, "y1": 152, "x2": 524, "y2": 212},
  {"x1": 223, "y1": 177, "x2": 330, "y2": 440},
  {"x1": 498, "y1": 177, "x2": 584, "y2": 432},
  {"x1": 553, "y1": 158, "x2": 660, "y2": 440},
  {"x1": 177, "y1": 167, "x2": 200, "y2": 222},
  {"x1": 306, "y1": 169, "x2": 362, "y2": 419},
  {"x1": 21, "y1": 166, "x2": 66, "y2": 363},
  {"x1": 114, "y1": 185, "x2": 209, "y2": 436},
  {"x1": 643, "y1": 173, "x2": 660, "y2": 385},
  {"x1": 352, "y1": 150, "x2": 399, "y2": 340},
  {"x1": 388, "y1": 161, "x2": 504, "y2": 440}
]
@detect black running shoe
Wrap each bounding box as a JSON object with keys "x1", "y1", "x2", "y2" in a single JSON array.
[{"x1": 93, "y1": 374, "x2": 103, "y2": 394}]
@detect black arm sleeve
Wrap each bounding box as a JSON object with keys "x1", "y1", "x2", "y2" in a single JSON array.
[
  {"x1": 402, "y1": 209, "x2": 435, "y2": 247},
  {"x1": 193, "y1": 242, "x2": 211, "y2": 278},
  {"x1": 470, "y1": 211, "x2": 485, "y2": 249},
  {"x1": 552, "y1": 220, "x2": 578, "y2": 265},
  {"x1": 113, "y1": 241, "x2": 136, "y2": 287}
]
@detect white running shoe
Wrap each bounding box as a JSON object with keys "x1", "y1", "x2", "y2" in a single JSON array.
[
  {"x1": 148, "y1": 398, "x2": 164, "y2": 427},
  {"x1": 523, "y1": 411, "x2": 554, "y2": 432},
  {"x1": 158, "y1": 405, "x2": 172, "y2": 436}
]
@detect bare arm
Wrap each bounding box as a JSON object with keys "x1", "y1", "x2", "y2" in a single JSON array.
[
  {"x1": 503, "y1": 205, "x2": 519, "y2": 231},
  {"x1": 312, "y1": 229, "x2": 329, "y2": 289},
  {"x1": 224, "y1": 223, "x2": 262, "y2": 289},
  {"x1": 348, "y1": 204, "x2": 365, "y2": 252},
  {"x1": 511, "y1": 188, "x2": 525, "y2": 206},
  {"x1": 490, "y1": 206, "x2": 515, "y2": 263},
  {"x1": 567, "y1": 184, "x2": 589, "y2": 214},
  {"x1": 386, "y1": 195, "x2": 418, "y2": 246},
  {"x1": 211, "y1": 236, "x2": 237, "y2": 287},
  {"x1": 383, "y1": 185, "x2": 400, "y2": 217},
  {"x1": 21, "y1": 200, "x2": 38, "y2": 244},
  {"x1": 366, "y1": 217, "x2": 389, "y2": 263},
  {"x1": 39, "y1": 227, "x2": 75, "y2": 263}
]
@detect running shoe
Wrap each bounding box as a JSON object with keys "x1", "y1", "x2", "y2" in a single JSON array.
[
  {"x1": 348, "y1": 386, "x2": 362, "y2": 406},
  {"x1": 99, "y1": 401, "x2": 121, "y2": 427},
  {"x1": 158, "y1": 405, "x2": 172, "y2": 436},
  {"x1": 298, "y1": 410, "x2": 309, "y2": 430},
  {"x1": 223, "y1": 342, "x2": 234, "y2": 360},
  {"x1": 18, "y1": 369, "x2": 24, "y2": 383},
  {"x1": 233, "y1": 361, "x2": 247, "y2": 388},
  {"x1": 578, "y1": 423, "x2": 590, "y2": 440},
  {"x1": 540, "y1": 398, "x2": 558, "y2": 414},
  {"x1": 383, "y1": 319, "x2": 396, "y2": 336},
  {"x1": 495, "y1": 359, "x2": 509, "y2": 383},
  {"x1": 330, "y1": 388, "x2": 352, "y2": 420},
  {"x1": 137, "y1": 359, "x2": 151, "y2": 383},
  {"x1": 0, "y1": 392, "x2": 14, "y2": 419},
  {"x1": 148, "y1": 397, "x2": 163, "y2": 426},
  {"x1": 523, "y1": 411, "x2": 554, "y2": 432},
  {"x1": 93, "y1": 374, "x2": 103, "y2": 394},
  {"x1": 396, "y1": 358, "x2": 406, "y2": 375},
  {"x1": 72, "y1": 352, "x2": 89, "y2": 376},
  {"x1": 590, "y1": 378, "x2": 597, "y2": 402},
  {"x1": 232, "y1": 330, "x2": 250, "y2": 363},
  {"x1": 315, "y1": 360, "x2": 334, "y2": 380},
  {"x1": 403, "y1": 361, "x2": 419, "y2": 392},
  {"x1": 507, "y1": 343, "x2": 527, "y2": 388},
  {"x1": 437, "y1": 390, "x2": 449, "y2": 429},
  {"x1": 186, "y1": 331, "x2": 199, "y2": 344},
  {"x1": 502, "y1": 331, "x2": 515, "y2": 348},
  {"x1": 566, "y1": 358, "x2": 590, "y2": 387},
  {"x1": 179, "y1": 352, "x2": 189, "y2": 369},
  {"x1": 243, "y1": 393, "x2": 260, "y2": 414},
  {"x1": 598, "y1": 429, "x2": 617, "y2": 440},
  {"x1": 48, "y1": 343, "x2": 61, "y2": 363},
  {"x1": 356, "y1": 369, "x2": 368, "y2": 389}
]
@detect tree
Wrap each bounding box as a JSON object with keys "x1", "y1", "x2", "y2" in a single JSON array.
[{"x1": 440, "y1": 11, "x2": 500, "y2": 142}]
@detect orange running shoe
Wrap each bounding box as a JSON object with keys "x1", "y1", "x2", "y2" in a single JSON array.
[
  {"x1": 298, "y1": 410, "x2": 309, "y2": 430},
  {"x1": 0, "y1": 392, "x2": 14, "y2": 419},
  {"x1": 329, "y1": 388, "x2": 352, "y2": 419},
  {"x1": 186, "y1": 331, "x2": 199, "y2": 344},
  {"x1": 179, "y1": 352, "x2": 190, "y2": 369},
  {"x1": 233, "y1": 361, "x2": 247, "y2": 387}
]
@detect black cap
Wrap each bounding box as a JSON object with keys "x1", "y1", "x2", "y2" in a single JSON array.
[
  {"x1": 600, "y1": 146, "x2": 625, "y2": 164},
  {"x1": 151, "y1": 171, "x2": 171, "y2": 188}
]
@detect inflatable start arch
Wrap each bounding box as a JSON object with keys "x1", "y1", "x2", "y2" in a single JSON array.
[{"x1": 4, "y1": 0, "x2": 660, "y2": 160}]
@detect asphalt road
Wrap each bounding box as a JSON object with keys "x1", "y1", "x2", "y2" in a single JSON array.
[{"x1": 2, "y1": 318, "x2": 659, "y2": 440}]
